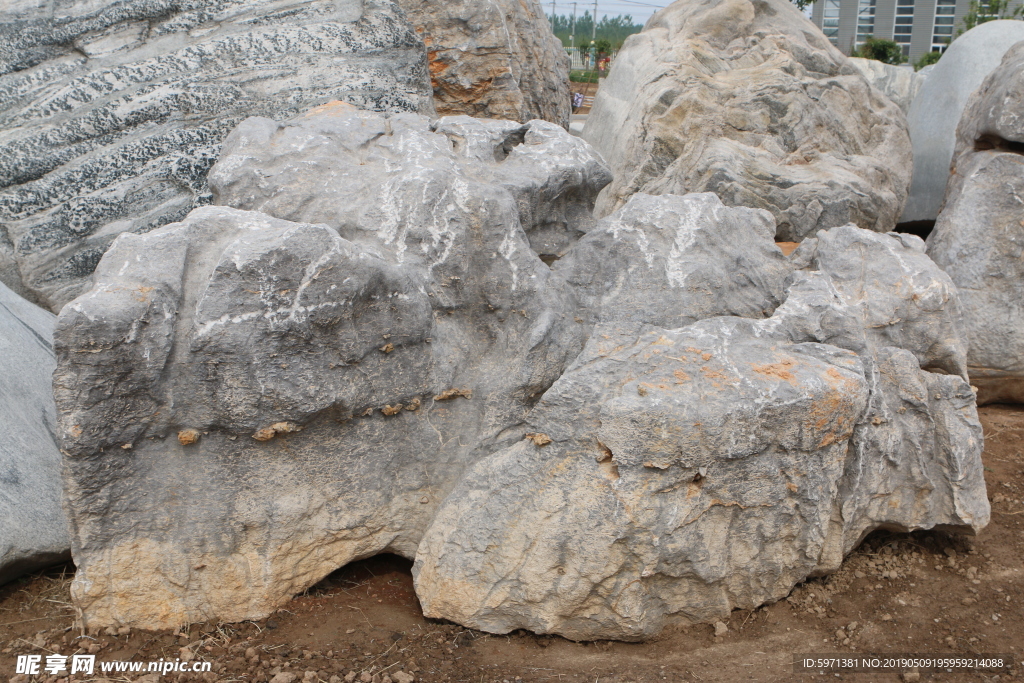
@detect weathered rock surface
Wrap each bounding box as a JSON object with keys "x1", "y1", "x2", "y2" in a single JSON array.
[
  {"x1": 581, "y1": 0, "x2": 912, "y2": 241},
  {"x1": 56, "y1": 105, "x2": 987, "y2": 636},
  {"x1": 415, "y1": 224, "x2": 988, "y2": 640},
  {"x1": 927, "y1": 42, "x2": 1024, "y2": 404},
  {"x1": 901, "y1": 21, "x2": 1024, "y2": 223},
  {"x1": 55, "y1": 108, "x2": 614, "y2": 629},
  {"x1": 0, "y1": 281, "x2": 69, "y2": 586},
  {"x1": 396, "y1": 0, "x2": 570, "y2": 128},
  {"x1": 847, "y1": 58, "x2": 923, "y2": 114},
  {"x1": 0, "y1": 0, "x2": 435, "y2": 312}
]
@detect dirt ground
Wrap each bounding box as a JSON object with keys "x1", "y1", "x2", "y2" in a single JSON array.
[{"x1": 2, "y1": 405, "x2": 1022, "y2": 683}]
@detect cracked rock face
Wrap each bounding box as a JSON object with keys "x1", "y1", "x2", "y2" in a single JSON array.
[
  {"x1": 414, "y1": 225, "x2": 987, "y2": 640},
  {"x1": 55, "y1": 108, "x2": 610, "y2": 629},
  {"x1": 396, "y1": 0, "x2": 571, "y2": 129},
  {"x1": 0, "y1": 0, "x2": 434, "y2": 312},
  {"x1": 55, "y1": 106, "x2": 988, "y2": 636},
  {"x1": 0, "y1": 281, "x2": 69, "y2": 586},
  {"x1": 581, "y1": 0, "x2": 912, "y2": 242},
  {"x1": 927, "y1": 42, "x2": 1024, "y2": 405}
]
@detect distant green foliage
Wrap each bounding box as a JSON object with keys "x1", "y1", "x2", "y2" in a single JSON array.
[
  {"x1": 914, "y1": 50, "x2": 943, "y2": 70},
  {"x1": 793, "y1": 0, "x2": 812, "y2": 9},
  {"x1": 854, "y1": 37, "x2": 906, "y2": 64},
  {"x1": 569, "y1": 70, "x2": 604, "y2": 83},
  {"x1": 955, "y1": 0, "x2": 1023, "y2": 36},
  {"x1": 549, "y1": 12, "x2": 644, "y2": 49}
]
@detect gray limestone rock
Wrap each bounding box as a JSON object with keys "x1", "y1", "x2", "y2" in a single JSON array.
[
  {"x1": 396, "y1": 0, "x2": 571, "y2": 128},
  {"x1": 0, "y1": 281, "x2": 69, "y2": 586},
  {"x1": 55, "y1": 108, "x2": 613, "y2": 629},
  {"x1": 901, "y1": 22, "x2": 1024, "y2": 223},
  {"x1": 847, "y1": 58, "x2": 923, "y2": 114},
  {"x1": 927, "y1": 42, "x2": 1024, "y2": 404},
  {"x1": 581, "y1": 0, "x2": 912, "y2": 242},
  {"x1": 55, "y1": 104, "x2": 987, "y2": 637},
  {"x1": 0, "y1": 0, "x2": 435, "y2": 312},
  {"x1": 413, "y1": 224, "x2": 987, "y2": 640}
]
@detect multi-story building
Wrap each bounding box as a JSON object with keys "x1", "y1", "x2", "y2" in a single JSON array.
[{"x1": 810, "y1": 0, "x2": 1021, "y2": 62}]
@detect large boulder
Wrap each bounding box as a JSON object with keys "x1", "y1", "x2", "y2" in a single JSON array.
[
  {"x1": 0, "y1": 281, "x2": 69, "y2": 585},
  {"x1": 55, "y1": 105, "x2": 988, "y2": 636},
  {"x1": 927, "y1": 42, "x2": 1024, "y2": 404},
  {"x1": 54, "y1": 107, "x2": 614, "y2": 629},
  {"x1": 414, "y1": 225, "x2": 987, "y2": 640},
  {"x1": 396, "y1": 0, "x2": 570, "y2": 129},
  {"x1": 901, "y1": 21, "x2": 1024, "y2": 223},
  {"x1": 581, "y1": 0, "x2": 912, "y2": 242},
  {"x1": 0, "y1": 0, "x2": 435, "y2": 312},
  {"x1": 847, "y1": 58, "x2": 923, "y2": 114}
]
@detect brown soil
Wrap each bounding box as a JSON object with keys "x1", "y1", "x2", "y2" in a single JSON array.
[{"x1": 3, "y1": 406, "x2": 1022, "y2": 683}]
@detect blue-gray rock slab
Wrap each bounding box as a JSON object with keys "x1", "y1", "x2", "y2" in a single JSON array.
[
  {"x1": 901, "y1": 22, "x2": 1024, "y2": 223},
  {"x1": 0, "y1": 280, "x2": 69, "y2": 586},
  {"x1": 0, "y1": 0, "x2": 435, "y2": 313}
]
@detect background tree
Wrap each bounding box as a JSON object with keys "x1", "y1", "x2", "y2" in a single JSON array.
[
  {"x1": 549, "y1": 12, "x2": 644, "y2": 49},
  {"x1": 854, "y1": 37, "x2": 905, "y2": 64},
  {"x1": 956, "y1": 0, "x2": 1023, "y2": 35},
  {"x1": 914, "y1": 50, "x2": 943, "y2": 70}
]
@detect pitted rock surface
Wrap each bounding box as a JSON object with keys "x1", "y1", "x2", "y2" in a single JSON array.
[
  {"x1": 0, "y1": 0, "x2": 434, "y2": 312},
  {"x1": 0, "y1": 281, "x2": 69, "y2": 586},
  {"x1": 55, "y1": 106, "x2": 987, "y2": 636},
  {"x1": 397, "y1": 0, "x2": 571, "y2": 128},
  {"x1": 927, "y1": 42, "x2": 1024, "y2": 404},
  {"x1": 581, "y1": 0, "x2": 912, "y2": 242}
]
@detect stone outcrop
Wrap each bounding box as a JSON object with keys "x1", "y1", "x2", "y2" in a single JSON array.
[
  {"x1": 0, "y1": 0, "x2": 435, "y2": 312},
  {"x1": 581, "y1": 0, "x2": 912, "y2": 242},
  {"x1": 847, "y1": 58, "x2": 924, "y2": 113},
  {"x1": 55, "y1": 105, "x2": 987, "y2": 636},
  {"x1": 927, "y1": 42, "x2": 1024, "y2": 404},
  {"x1": 396, "y1": 0, "x2": 570, "y2": 129},
  {"x1": 0, "y1": 281, "x2": 69, "y2": 586},
  {"x1": 901, "y1": 21, "x2": 1024, "y2": 223},
  {"x1": 415, "y1": 224, "x2": 987, "y2": 640}
]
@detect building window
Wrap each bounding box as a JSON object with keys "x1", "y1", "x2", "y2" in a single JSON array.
[
  {"x1": 856, "y1": 0, "x2": 877, "y2": 46},
  {"x1": 932, "y1": 0, "x2": 956, "y2": 50},
  {"x1": 894, "y1": 0, "x2": 914, "y2": 55},
  {"x1": 823, "y1": 0, "x2": 841, "y2": 43}
]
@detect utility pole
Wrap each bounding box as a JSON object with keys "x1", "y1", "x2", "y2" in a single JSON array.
[
  {"x1": 551, "y1": 0, "x2": 556, "y2": 32},
  {"x1": 592, "y1": 0, "x2": 598, "y2": 42},
  {"x1": 570, "y1": 2, "x2": 577, "y2": 49}
]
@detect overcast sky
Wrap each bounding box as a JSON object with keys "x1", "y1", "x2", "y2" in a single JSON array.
[
  {"x1": 549, "y1": 1, "x2": 813, "y2": 27},
  {"x1": 547, "y1": 1, "x2": 668, "y2": 27}
]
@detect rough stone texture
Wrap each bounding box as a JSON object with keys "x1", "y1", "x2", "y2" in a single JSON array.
[
  {"x1": 901, "y1": 21, "x2": 1024, "y2": 223},
  {"x1": 414, "y1": 224, "x2": 988, "y2": 640},
  {"x1": 56, "y1": 104, "x2": 987, "y2": 636},
  {"x1": 54, "y1": 107, "x2": 615, "y2": 629},
  {"x1": 581, "y1": 0, "x2": 912, "y2": 242},
  {"x1": 396, "y1": 0, "x2": 570, "y2": 129},
  {"x1": 0, "y1": 280, "x2": 70, "y2": 586},
  {"x1": 927, "y1": 42, "x2": 1024, "y2": 404},
  {"x1": 0, "y1": 0, "x2": 435, "y2": 313},
  {"x1": 847, "y1": 58, "x2": 923, "y2": 114}
]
